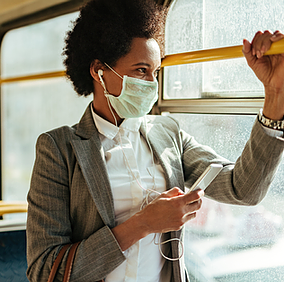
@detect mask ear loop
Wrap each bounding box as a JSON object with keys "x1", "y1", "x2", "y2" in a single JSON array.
[{"x1": 104, "y1": 62, "x2": 123, "y2": 79}]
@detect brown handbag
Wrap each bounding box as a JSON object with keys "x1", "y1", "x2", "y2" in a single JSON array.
[{"x1": 47, "y1": 242, "x2": 80, "y2": 282}]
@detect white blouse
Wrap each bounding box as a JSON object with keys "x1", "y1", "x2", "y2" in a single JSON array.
[{"x1": 91, "y1": 107, "x2": 169, "y2": 282}]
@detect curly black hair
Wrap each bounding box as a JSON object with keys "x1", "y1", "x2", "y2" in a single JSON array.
[{"x1": 63, "y1": 0, "x2": 167, "y2": 96}]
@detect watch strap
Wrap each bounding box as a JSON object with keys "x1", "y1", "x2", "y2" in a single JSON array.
[{"x1": 258, "y1": 109, "x2": 284, "y2": 131}]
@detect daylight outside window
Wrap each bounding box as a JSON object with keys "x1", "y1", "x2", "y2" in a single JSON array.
[
  {"x1": 1, "y1": 13, "x2": 92, "y2": 209},
  {"x1": 164, "y1": 0, "x2": 284, "y2": 99},
  {"x1": 164, "y1": 0, "x2": 284, "y2": 281},
  {"x1": 169, "y1": 114, "x2": 284, "y2": 282}
]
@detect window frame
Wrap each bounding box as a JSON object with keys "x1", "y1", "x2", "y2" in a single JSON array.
[
  {"x1": 0, "y1": 32, "x2": 4, "y2": 201},
  {"x1": 155, "y1": 68, "x2": 264, "y2": 115}
]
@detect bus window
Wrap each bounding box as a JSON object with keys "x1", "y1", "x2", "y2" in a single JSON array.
[
  {"x1": 167, "y1": 113, "x2": 284, "y2": 281},
  {"x1": 164, "y1": 0, "x2": 284, "y2": 100},
  {"x1": 163, "y1": 0, "x2": 284, "y2": 281},
  {"x1": 1, "y1": 12, "x2": 92, "y2": 208}
]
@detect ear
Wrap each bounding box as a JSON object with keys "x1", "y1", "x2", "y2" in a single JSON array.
[{"x1": 90, "y1": 59, "x2": 105, "y2": 83}]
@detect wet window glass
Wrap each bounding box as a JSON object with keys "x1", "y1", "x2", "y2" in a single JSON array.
[
  {"x1": 1, "y1": 13, "x2": 92, "y2": 209},
  {"x1": 164, "y1": 0, "x2": 284, "y2": 99},
  {"x1": 170, "y1": 113, "x2": 284, "y2": 281}
]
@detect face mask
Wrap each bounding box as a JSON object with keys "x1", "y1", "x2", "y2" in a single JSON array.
[{"x1": 99, "y1": 63, "x2": 158, "y2": 119}]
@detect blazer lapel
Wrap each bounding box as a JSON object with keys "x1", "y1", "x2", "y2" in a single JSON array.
[
  {"x1": 70, "y1": 106, "x2": 184, "y2": 228},
  {"x1": 140, "y1": 120, "x2": 184, "y2": 191},
  {"x1": 71, "y1": 104, "x2": 115, "y2": 228}
]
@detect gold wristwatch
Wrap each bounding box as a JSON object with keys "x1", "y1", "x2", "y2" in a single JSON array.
[{"x1": 258, "y1": 108, "x2": 284, "y2": 131}]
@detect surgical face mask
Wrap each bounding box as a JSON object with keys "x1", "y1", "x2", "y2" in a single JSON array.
[{"x1": 98, "y1": 63, "x2": 158, "y2": 119}]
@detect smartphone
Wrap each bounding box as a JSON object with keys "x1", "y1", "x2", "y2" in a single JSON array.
[{"x1": 187, "y1": 163, "x2": 223, "y2": 193}]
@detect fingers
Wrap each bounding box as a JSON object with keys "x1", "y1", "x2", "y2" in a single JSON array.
[
  {"x1": 242, "y1": 38, "x2": 251, "y2": 54},
  {"x1": 163, "y1": 187, "x2": 184, "y2": 197},
  {"x1": 163, "y1": 195, "x2": 203, "y2": 231},
  {"x1": 182, "y1": 188, "x2": 204, "y2": 205},
  {"x1": 184, "y1": 198, "x2": 202, "y2": 216},
  {"x1": 183, "y1": 211, "x2": 197, "y2": 222},
  {"x1": 162, "y1": 187, "x2": 204, "y2": 209},
  {"x1": 183, "y1": 191, "x2": 203, "y2": 221},
  {"x1": 168, "y1": 189, "x2": 204, "y2": 228},
  {"x1": 242, "y1": 38, "x2": 255, "y2": 67},
  {"x1": 244, "y1": 30, "x2": 284, "y2": 60},
  {"x1": 252, "y1": 30, "x2": 274, "y2": 58},
  {"x1": 270, "y1": 30, "x2": 284, "y2": 42},
  {"x1": 145, "y1": 188, "x2": 204, "y2": 232}
]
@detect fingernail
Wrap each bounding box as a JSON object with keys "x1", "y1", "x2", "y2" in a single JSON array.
[
  {"x1": 198, "y1": 190, "x2": 205, "y2": 197},
  {"x1": 271, "y1": 35, "x2": 277, "y2": 41}
]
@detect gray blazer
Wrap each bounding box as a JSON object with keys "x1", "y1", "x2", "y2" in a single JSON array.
[{"x1": 26, "y1": 104, "x2": 284, "y2": 282}]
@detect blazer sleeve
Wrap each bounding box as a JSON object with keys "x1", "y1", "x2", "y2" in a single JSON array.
[
  {"x1": 26, "y1": 133, "x2": 125, "y2": 282},
  {"x1": 181, "y1": 119, "x2": 284, "y2": 205}
]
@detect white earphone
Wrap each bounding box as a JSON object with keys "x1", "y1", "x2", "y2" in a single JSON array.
[
  {"x1": 97, "y1": 69, "x2": 108, "y2": 95},
  {"x1": 98, "y1": 69, "x2": 103, "y2": 77}
]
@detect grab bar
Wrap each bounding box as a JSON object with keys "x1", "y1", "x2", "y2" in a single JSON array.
[
  {"x1": 161, "y1": 38, "x2": 284, "y2": 67},
  {"x1": 0, "y1": 39, "x2": 283, "y2": 84},
  {"x1": 0, "y1": 201, "x2": 28, "y2": 216}
]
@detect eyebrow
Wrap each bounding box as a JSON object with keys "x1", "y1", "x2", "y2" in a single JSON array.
[{"x1": 131, "y1": 62, "x2": 161, "y2": 69}]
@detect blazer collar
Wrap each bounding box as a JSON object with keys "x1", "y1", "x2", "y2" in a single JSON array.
[{"x1": 75, "y1": 102, "x2": 98, "y2": 139}]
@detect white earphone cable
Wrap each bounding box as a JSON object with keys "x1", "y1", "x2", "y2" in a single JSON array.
[{"x1": 99, "y1": 70, "x2": 184, "y2": 261}]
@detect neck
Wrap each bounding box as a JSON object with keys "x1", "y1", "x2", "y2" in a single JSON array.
[{"x1": 92, "y1": 98, "x2": 123, "y2": 126}]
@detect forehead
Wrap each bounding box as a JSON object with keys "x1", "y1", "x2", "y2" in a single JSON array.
[{"x1": 116, "y1": 37, "x2": 161, "y2": 68}]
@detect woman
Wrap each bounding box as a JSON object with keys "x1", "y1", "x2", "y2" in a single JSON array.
[{"x1": 26, "y1": 0, "x2": 284, "y2": 281}]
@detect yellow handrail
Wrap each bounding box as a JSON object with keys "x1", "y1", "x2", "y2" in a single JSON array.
[
  {"x1": 0, "y1": 70, "x2": 66, "y2": 85},
  {"x1": 0, "y1": 39, "x2": 283, "y2": 84},
  {"x1": 0, "y1": 201, "x2": 28, "y2": 216},
  {"x1": 161, "y1": 38, "x2": 284, "y2": 67}
]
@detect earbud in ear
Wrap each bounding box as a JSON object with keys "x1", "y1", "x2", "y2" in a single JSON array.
[
  {"x1": 98, "y1": 69, "x2": 103, "y2": 77},
  {"x1": 97, "y1": 69, "x2": 107, "y2": 94}
]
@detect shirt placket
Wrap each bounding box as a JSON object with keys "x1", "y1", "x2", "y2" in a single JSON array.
[{"x1": 117, "y1": 128, "x2": 143, "y2": 282}]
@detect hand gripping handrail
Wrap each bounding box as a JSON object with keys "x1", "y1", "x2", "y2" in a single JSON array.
[{"x1": 161, "y1": 38, "x2": 284, "y2": 67}]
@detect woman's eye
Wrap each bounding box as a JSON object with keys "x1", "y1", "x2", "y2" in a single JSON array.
[
  {"x1": 136, "y1": 67, "x2": 160, "y2": 77},
  {"x1": 137, "y1": 68, "x2": 147, "y2": 74}
]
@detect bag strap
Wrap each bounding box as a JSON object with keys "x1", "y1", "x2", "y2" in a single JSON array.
[
  {"x1": 48, "y1": 244, "x2": 71, "y2": 282},
  {"x1": 63, "y1": 242, "x2": 80, "y2": 282},
  {"x1": 47, "y1": 242, "x2": 79, "y2": 282}
]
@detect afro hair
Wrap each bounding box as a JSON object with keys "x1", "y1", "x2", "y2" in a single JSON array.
[{"x1": 63, "y1": 0, "x2": 167, "y2": 96}]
